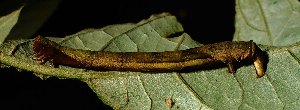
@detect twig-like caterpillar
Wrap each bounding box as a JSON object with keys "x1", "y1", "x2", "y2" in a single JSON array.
[{"x1": 33, "y1": 36, "x2": 265, "y2": 78}]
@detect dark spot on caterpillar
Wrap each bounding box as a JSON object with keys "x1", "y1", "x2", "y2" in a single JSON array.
[{"x1": 33, "y1": 35, "x2": 266, "y2": 78}]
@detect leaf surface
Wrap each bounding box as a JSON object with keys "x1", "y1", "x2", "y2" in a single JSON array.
[
  {"x1": 1, "y1": 12, "x2": 300, "y2": 110},
  {"x1": 0, "y1": 7, "x2": 23, "y2": 44},
  {"x1": 234, "y1": 0, "x2": 300, "y2": 46}
]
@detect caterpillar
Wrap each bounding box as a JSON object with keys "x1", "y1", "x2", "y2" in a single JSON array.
[{"x1": 33, "y1": 35, "x2": 265, "y2": 78}]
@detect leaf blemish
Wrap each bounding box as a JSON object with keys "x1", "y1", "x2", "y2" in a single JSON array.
[{"x1": 165, "y1": 97, "x2": 175, "y2": 108}]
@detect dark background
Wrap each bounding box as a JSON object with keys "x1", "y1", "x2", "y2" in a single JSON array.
[
  {"x1": 36, "y1": 0, "x2": 235, "y2": 44},
  {"x1": 0, "y1": 0, "x2": 235, "y2": 109}
]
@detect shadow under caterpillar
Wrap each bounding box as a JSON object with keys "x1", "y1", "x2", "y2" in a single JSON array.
[{"x1": 33, "y1": 36, "x2": 266, "y2": 78}]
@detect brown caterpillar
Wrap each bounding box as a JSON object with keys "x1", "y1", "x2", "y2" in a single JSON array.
[{"x1": 33, "y1": 35, "x2": 265, "y2": 78}]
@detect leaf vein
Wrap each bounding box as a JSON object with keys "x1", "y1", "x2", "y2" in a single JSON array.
[
  {"x1": 176, "y1": 73, "x2": 208, "y2": 105},
  {"x1": 138, "y1": 75, "x2": 152, "y2": 109},
  {"x1": 274, "y1": 1, "x2": 294, "y2": 42},
  {"x1": 264, "y1": 74, "x2": 285, "y2": 109},
  {"x1": 256, "y1": 0, "x2": 273, "y2": 45},
  {"x1": 234, "y1": 75, "x2": 245, "y2": 110},
  {"x1": 237, "y1": 0, "x2": 265, "y2": 32}
]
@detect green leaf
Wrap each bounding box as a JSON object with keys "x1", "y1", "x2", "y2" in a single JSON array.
[
  {"x1": 1, "y1": 12, "x2": 300, "y2": 110},
  {"x1": 6, "y1": 0, "x2": 61, "y2": 39},
  {"x1": 57, "y1": 13, "x2": 198, "y2": 52},
  {"x1": 0, "y1": 13, "x2": 210, "y2": 109},
  {"x1": 0, "y1": 6, "x2": 23, "y2": 44},
  {"x1": 234, "y1": 0, "x2": 300, "y2": 46}
]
